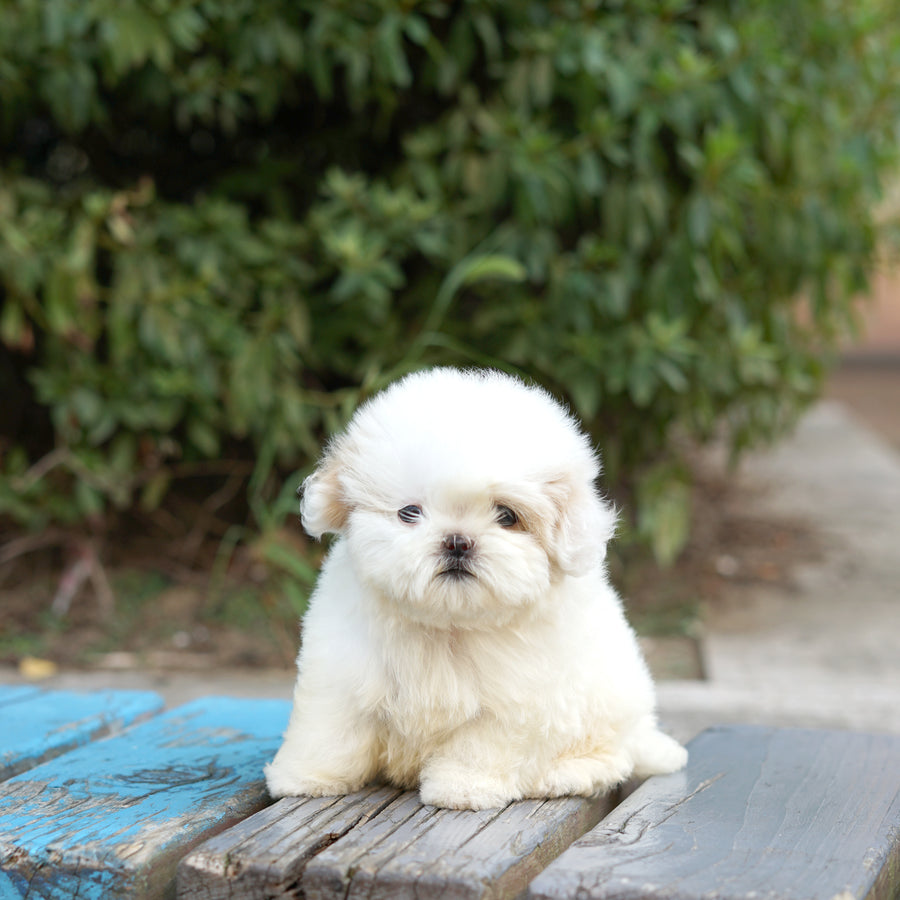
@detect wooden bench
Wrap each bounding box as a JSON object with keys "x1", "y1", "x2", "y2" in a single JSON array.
[
  {"x1": 0, "y1": 688, "x2": 289, "y2": 897},
  {"x1": 1, "y1": 686, "x2": 898, "y2": 900}
]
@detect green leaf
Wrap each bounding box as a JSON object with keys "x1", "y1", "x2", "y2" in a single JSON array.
[
  {"x1": 187, "y1": 418, "x2": 220, "y2": 457},
  {"x1": 1, "y1": 301, "x2": 28, "y2": 347},
  {"x1": 259, "y1": 538, "x2": 318, "y2": 585},
  {"x1": 457, "y1": 254, "x2": 527, "y2": 287},
  {"x1": 140, "y1": 471, "x2": 171, "y2": 512},
  {"x1": 74, "y1": 478, "x2": 105, "y2": 518},
  {"x1": 637, "y1": 465, "x2": 692, "y2": 566}
]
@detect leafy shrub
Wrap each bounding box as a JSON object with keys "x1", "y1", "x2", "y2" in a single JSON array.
[{"x1": 1, "y1": 0, "x2": 899, "y2": 566}]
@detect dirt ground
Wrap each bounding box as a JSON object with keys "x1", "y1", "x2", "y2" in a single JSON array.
[{"x1": 0, "y1": 362, "x2": 894, "y2": 682}]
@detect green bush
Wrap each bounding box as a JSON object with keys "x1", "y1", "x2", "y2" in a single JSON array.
[{"x1": 2, "y1": 0, "x2": 899, "y2": 565}]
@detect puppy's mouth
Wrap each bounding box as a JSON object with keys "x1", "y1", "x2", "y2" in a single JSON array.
[{"x1": 436, "y1": 559, "x2": 477, "y2": 580}]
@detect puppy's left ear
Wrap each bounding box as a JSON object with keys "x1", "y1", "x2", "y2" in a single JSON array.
[
  {"x1": 299, "y1": 445, "x2": 350, "y2": 539},
  {"x1": 547, "y1": 476, "x2": 617, "y2": 576}
]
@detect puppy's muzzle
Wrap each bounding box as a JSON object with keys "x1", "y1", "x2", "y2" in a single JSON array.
[
  {"x1": 439, "y1": 534, "x2": 476, "y2": 578},
  {"x1": 443, "y1": 534, "x2": 474, "y2": 557}
]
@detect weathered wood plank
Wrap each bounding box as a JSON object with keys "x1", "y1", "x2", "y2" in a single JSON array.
[
  {"x1": 0, "y1": 696, "x2": 290, "y2": 899},
  {"x1": 177, "y1": 786, "x2": 404, "y2": 899},
  {"x1": 314, "y1": 791, "x2": 618, "y2": 900},
  {"x1": 527, "y1": 725, "x2": 900, "y2": 900},
  {"x1": 180, "y1": 784, "x2": 619, "y2": 900},
  {"x1": 0, "y1": 688, "x2": 164, "y2": 779}
]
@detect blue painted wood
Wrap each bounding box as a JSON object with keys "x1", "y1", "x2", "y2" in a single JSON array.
[
  {"x1": 0, "y1": 689, "x2": 164, "y2": 778},
  {"x1": 0, "y1": 696, "x2": 290, "y2": 899},
  {"x1": 0, "y1": 687, "x2": 42, "y2": 709}
]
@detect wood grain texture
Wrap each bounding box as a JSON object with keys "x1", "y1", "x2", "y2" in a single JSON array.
[
  {"x1": 180, "y1": 785, "x2": 618, "y2": 900},
  {"x1": 309, "y1": 790, "x2": 617, "y2": 900},
  {"x1": 526, "y1": 725, "x2": 900, "y2": 900},
  {"x1": 0, "y1": 688, "x2": 164, "y2": 779},
  {"x1": 0, "y1": 696, "x2": 290, "y2": 900},
  {"x1": 177, "y1": 786, "x2": 404, "y2": 899}
]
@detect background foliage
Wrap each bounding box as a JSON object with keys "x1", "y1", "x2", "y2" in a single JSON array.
[{"x1": 2, "y1": 0, "x2": 899, "y2": 576}]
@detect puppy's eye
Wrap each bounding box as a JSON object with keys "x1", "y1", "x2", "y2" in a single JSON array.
[
  {"x1": 495, "y1": 505, "x2": 518, "y2": 528},
  {"x1": 398, "y1": 505, "x2": 423, "y2": 524}
]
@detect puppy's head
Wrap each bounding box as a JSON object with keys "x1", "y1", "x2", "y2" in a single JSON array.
[{"x1": 300, "y1": 368, "x2": 616, "y2": 628}]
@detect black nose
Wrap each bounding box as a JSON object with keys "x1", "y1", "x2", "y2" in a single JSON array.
[{"x1": 442, "y1": 534, "x2": 474, "y2": 558}]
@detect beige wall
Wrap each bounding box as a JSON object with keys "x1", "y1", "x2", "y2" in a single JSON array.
[{"x1": 851, "y1": 270, "x2": 900, "y2": 356}]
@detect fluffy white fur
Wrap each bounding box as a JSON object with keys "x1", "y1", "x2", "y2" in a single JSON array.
[{"x1": 265, "y1": 367, "x2": 687, "y2": 810}]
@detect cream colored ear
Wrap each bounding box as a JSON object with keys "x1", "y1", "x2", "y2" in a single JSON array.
[
  {"x1": 299, "y1": 449, "x2": 349, "y2": 538},
  {"x1": 550, "y1": 477, "x2": 617, "y2": 576}
]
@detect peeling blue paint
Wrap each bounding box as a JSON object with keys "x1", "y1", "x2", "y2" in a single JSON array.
[
  {"x1": 0, "y1": 870, "x2": 24, "y2": 900},
  {"x1": 1, "y1": 689, "x2": 164, "y2": 778},
  {"x1": 0, "y1": 696, "x2": 290, "y2": 899}
]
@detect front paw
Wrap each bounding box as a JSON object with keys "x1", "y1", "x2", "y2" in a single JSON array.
[
  {"x1": 419, "y1": 764, "x2": 517, "y2": 810},
  {"x1": 264, "y1": 761, "x2": 363, "y2": 799},
  {"x1": 535, "y1": 751, "x2": 633, "y2": 798}
]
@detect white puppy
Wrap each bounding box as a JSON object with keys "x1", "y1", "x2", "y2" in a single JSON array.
[{"x1": 265, "y1": 367, "x2": 686, "y2": 810}]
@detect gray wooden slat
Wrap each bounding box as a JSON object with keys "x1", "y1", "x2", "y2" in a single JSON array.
[
  {"x1": 0, "y1": 688, "x2": 164, "y2": 779},
  {"x1": 0, "y1": 696, "x2": 290, "y2": 899},
  {"x1": 177, "y1": 786, "x2": 404, "y2": 899},
  {"x1": 312, "y1": 791, "x2": 618, "y2": 900},
  {"x1": 180, "y1": 785, "x2": 618, "y2": 900},
  {"x1": 526, "y1": 725, "x2": 900, "y2": 900}
]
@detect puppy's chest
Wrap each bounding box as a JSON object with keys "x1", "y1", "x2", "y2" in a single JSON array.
[{"x1": 378, "y1": 631, "x2": 482, "y2": 734}]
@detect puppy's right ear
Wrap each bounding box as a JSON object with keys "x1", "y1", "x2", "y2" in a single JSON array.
[{"x1": 299, "y1": 450, "x2": 349, "y2": 538}]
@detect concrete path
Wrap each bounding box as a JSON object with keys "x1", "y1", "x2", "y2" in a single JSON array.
[{"x1": 658, "y1": 400, "x2": 900, "y2": 742}]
